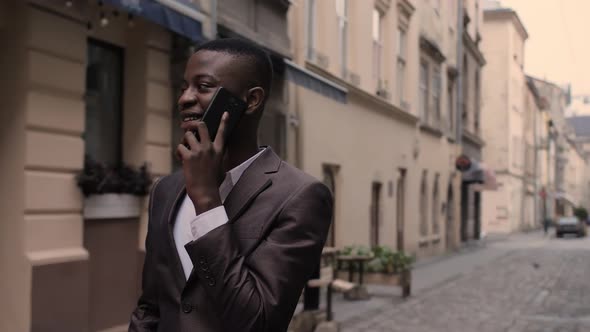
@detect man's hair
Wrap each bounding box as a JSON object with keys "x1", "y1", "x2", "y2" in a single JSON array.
[{"x1": 195, "y1": 38, "x2": 273, "y2": 98}]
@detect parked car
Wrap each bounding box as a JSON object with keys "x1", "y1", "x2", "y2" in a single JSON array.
[{"x1": 556, "y1": 216, "x2": 587, "y2": 238}]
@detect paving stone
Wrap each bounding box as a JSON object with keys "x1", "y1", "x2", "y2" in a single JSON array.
[{"x1": 334, "y1": 234, "x2": 590, "y2": 331}]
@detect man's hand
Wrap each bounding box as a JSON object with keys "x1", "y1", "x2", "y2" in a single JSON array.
[{"x1": 176, "y1": 112, "x2": 228, "y2": 215}]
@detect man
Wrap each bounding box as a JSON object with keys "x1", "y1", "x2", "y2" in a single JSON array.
[{"x1": 129, "y1": 38, "x2": 333, "y2": 332}]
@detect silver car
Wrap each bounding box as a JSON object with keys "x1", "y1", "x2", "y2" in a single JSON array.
[{"x1": 556, "y1": 217, "x2": 587, "y2": 238}]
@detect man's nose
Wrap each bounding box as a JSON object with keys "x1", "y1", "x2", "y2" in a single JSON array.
[{"x1": 178, "y1": 89, "x2": 197, "y2": 110}]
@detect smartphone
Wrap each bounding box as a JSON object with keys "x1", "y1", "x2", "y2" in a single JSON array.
[{"x1": 195, "y1": 87, "x2": 248, "y2": 142}]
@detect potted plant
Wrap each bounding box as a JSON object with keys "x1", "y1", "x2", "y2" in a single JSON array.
[{"x1": 77, "y1": 155, "x2": 153, "y2": 219}]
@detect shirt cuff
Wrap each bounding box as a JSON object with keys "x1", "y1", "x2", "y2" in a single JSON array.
[{"x1": 189, "y1": 206, "x2": 229, "y2": 240}]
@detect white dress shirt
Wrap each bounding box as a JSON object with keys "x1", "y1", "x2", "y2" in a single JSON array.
[{"x1": 173, "y1": 149, "x2": 265, "y2": 280}]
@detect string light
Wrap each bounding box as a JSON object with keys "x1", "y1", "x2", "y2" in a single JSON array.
[{"x1": 65, "y1": 1, "x2": 73, "y2": 7}]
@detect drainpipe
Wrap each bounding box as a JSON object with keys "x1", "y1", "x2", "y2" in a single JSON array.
[
  {"x1": 533, "y1": 100, "x2": 539, "y2": 228},
  {"x1": 455, "y1": 0, "x2": 465, "y2": 243},
  {"x1": 210, "y1": 0, "x2": 217, "y2": 39},
  {"x1": 456, "y1": 0, "x2": 464, "y2": 146}
]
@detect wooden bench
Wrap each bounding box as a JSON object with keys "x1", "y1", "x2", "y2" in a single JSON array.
[{"x1": 306, "y1": 248, "x2": 357, "y2": 322}]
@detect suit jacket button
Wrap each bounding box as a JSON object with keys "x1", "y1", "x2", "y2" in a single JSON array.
[
  {"x1": 182, "y1": 302, "x2": 192, "y2": 313},
  {"x1": 208, "y1": 279, "x2": 216, "y2": 286}
]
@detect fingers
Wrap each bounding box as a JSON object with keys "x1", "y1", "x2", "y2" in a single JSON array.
[
  {"x1": 195, "y1": 121, "x2": 210, "y2": 145},
  {"x1": 176, "y1": 143, "x2": 191, "y2": 160},
  {"x1": 214, "y1": 112, "x2": 229, "y2": 149},
  {"x1": 183, "y1": 131, "x2": 199, "y2": 150}
]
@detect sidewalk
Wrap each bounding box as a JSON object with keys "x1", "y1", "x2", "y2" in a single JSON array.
[{"x1": 331, "y1": 230, "x2": 547, "y2": 325}]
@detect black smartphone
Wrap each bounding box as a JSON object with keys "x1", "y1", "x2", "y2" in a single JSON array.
[{"x1": 195, "y1": 87, "x2": 248, "y2": 142}]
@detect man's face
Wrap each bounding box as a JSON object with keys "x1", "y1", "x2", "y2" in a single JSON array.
[{"x1": 178, "y1": 50, "x2": 246, "y2": 133}]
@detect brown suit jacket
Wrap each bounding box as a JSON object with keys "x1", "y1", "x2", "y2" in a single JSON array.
[{"x1": 129, "y1": 148, "x2": 333, "y2": 332}]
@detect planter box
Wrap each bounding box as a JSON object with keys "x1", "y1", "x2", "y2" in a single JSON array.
[
  {"x1": 83, "y1": 194, "x2": 141, "y2": 220},
  {"x1": 336, "y1": 270, "x2": 412, "y2": 298},
  {"x1": 362, "y1": 272, "x2": 406, "y2": 286}
]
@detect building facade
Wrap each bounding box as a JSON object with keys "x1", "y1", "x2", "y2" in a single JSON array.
[
  {"x1": 458, "y1": 0, "x2": 487, "y2": 242},
  {"x1": 531, "y1": 77, "x2": 587, "y2": 218},
  {"x1": 480, "y1": 5, "x2": 530, "y2": 233},
  {"x1": 0, "y1": 0, "x2": 293, "y2": 331},
  {"x1": 286, "y1": 0, "x2": 487, "y2": 259}
]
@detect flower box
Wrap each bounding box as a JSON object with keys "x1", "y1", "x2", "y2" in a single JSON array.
[
  {"x1": 83, "y1": 193, "x2": 141, "y2": 220},
  {"x1": 336, "y1": 270, "x2": 411, "y2": 298}
]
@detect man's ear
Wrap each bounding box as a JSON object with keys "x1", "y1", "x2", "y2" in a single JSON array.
[{"x1": 245, "y1": 87, "x2": 265, "y2": 115}]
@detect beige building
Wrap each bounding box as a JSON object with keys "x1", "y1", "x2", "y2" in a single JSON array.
[
  {"x1": 286, "y1": 0, "x2": 484, "y2": 259},
  {"x1": 458, "y1": 0, "x2": 488, "y2": 242},
  {"x1": 0, "y1": 0, "x2": 292, "y2": 331},
  {"x1": 531, "y1": 77, "x2": 589, "y2": 218},
  {"x1": 480, "y1": 5, "x2": 531, "y2": 233}
]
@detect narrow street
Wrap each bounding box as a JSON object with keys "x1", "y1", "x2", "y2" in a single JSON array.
[{"x1": 335, "y1": 231, "x2": 590, "y2": 332}]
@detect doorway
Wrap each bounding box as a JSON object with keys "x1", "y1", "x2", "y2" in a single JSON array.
[
  {"x1": 322, "y1": 165, "x2": 338, "y2": 247},
  {"x1": 370, "y1": 182, "x2": 382, "y2": 247},
  {"x1": 396, "y1": 169, "x2": 406, "y2": 251},
  {"x1": 446, "y1": 182, "x2": 454, "y2": 249}
]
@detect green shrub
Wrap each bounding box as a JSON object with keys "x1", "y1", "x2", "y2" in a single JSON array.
[
  {"x1": 338, "y1": 245, "x2": 414, "y2": 274},
  {"x1": 574, "y1": 207, "x2": 588, "y2": 221}
]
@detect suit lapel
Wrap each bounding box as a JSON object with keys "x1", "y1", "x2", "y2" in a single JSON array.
[
  {"x1": 224, "y1": 147, "x2": 281, "y2": 223},
  {"x1": 165, "y1": 172, "x2": 188, "y2": 290},
  {"x1": 184, "y1": 148, "x2": 281, "y2": 286}
]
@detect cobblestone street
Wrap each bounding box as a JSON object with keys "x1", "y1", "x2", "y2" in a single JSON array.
[{"x1": 335, "y1": 232, "x2": 590, "y2": 332}]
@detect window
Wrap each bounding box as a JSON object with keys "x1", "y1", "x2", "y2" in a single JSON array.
[
  {"x1": 432, "y1": 66, "x2": 441, "y2": 127},
  {"x1": 474, "y1": 70, "x2": 481, "y2": 133},
  {"x1": 448, "y1": 76, "x2": 455, "y2": 135},
  {"x1": 419, "y1": 60, "x2": 429, "y2": 123},
  {"x1": 432, "y1": 175, "x2": 440, "y2": 234},
  {"x1": 336, "y1": 0, "x2": 348, "y2": 76},
  {"x1": 396, "y1": 27, "x2": 407, "y2": 106},
  {"x1": 372, "y1": 9, "x2": 383, "y2": 79},
  {"x1": 420, "y1": 171, "x2": 429, "y2": 237},
  {"x1": 419, "y1": 53, "x2": 442, "y2": 128},
  {"x1": 462, "y1": 56, "x2": 469, "y2": 126},
  {"x1": 306, "y1": 0, "x2": 316, "y2": 60},
  {"x1": 85, "y1": 39, "x2": 124, "y2": 166}
]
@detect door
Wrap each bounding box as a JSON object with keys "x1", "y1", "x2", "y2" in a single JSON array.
[
  {"x1": 396, "y1": 169, "x2": 406, "y2": 251},
  {"x1": 323, "y1": 165, "x2": 337, "y2": 247},
  {"x1": 446, "y1": 183, "x2": 454, "y2": 249},
  {"x1": 370, "y1": 182, "x2": 382, "y2": 247}
]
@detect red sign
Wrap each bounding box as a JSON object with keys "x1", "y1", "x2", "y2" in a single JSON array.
[{"x1": 455, "y1": 155, "x2": 472, "y2": 172}]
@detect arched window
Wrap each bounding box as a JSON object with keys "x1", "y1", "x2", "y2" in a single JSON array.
[{"x1": 420, "y1": 171, "x2": 428, "y2": 237}]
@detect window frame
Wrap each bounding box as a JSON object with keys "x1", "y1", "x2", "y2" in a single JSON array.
[
  {"x1": 419, "y1": 59, "x2": 430, "y2": 124},
  {"x1": 336, "y1": 0, "x2": 349, "y2": 77},
  {"x1": 396, "y1": 26, "x2": 407, "y2": 106},
  {"x1": 372, "y1": 8, "x2": 384, "y2": 79}
]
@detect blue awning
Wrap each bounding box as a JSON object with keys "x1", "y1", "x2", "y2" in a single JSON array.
[
  {"x1": 284, "y1": 60, "x2": 347, "y2": 104},
  {"x1": 102, "y1": 0, "x2": 206, "y2": 42}
]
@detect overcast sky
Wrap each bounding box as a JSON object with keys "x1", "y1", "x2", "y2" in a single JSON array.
[{"x1": 499, "y1": 0, "x2": 590, "y2": 96}]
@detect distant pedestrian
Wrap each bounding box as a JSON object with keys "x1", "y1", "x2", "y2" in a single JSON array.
[{"x1": 543, "y1": 218, "x2": 551, "y2": 235}]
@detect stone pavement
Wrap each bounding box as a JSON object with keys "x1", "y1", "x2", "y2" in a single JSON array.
[{"x1": 331, "y1": 231, "x2": 590, "y2": 332}]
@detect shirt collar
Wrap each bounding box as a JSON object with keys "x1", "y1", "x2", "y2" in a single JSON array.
[{"x1": 227, "y1": 148, "x2": 266, "y2": 186}]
